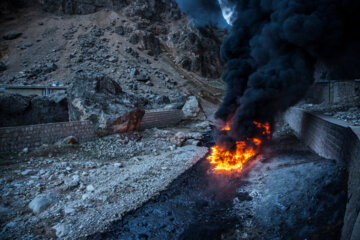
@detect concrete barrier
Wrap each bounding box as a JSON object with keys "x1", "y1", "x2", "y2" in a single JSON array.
[{"x1": 284, "y1": 107, "x2": 360, "y2": 240}]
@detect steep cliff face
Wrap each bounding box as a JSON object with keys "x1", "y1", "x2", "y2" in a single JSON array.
[
  {"x1": 0, "y1": 0, "x2": 226, "y2": 117},
  {"x1": 36, "y1": 0, "x2": 225, "y2": 78}
]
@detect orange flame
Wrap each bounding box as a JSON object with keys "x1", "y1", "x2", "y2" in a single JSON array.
[
  {"x1": 207, "y1": 121, "x2": 270, "y2": 172},
  {"x1": 253, "y1": 121, "x2": 271, "y2": 139},
  {"x1": 221, "y1": 121, "x2": 232, "y2": 131}
]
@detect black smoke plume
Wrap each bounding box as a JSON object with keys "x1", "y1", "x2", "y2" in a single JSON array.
[{"x1": 176, "y1": 0, "x2": 360, "y2": 143}]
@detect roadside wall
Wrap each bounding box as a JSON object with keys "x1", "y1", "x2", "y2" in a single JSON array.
[
  {"x1": 0, "y1": 121, "x2": 96, "y2": 153},
  {"x1": 0, "y1": 110, "x2": 184, "y2": 153},
  {"x1": 140, "y1": 110, "x2": 184, "y2": 130},
  {"x1": 284, "y1": 107, "x2": 360, "y2": 240}
]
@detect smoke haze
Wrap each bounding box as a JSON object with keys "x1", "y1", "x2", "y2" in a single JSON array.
[{"x1": 176, "y1": 0, "x2": 360, "y2": 143}]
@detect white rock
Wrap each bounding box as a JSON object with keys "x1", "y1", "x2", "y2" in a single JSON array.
[
  {"x1": 53, "y1": 223, "x2": 69, "y2": 238},
  {"x1": 195, "y1": 121, "x2": 210, "y2": 129},
  {"x1": 186, "y1": 132, "x2": 203, "y2": 140},
  {"x1": 29, "y1": 193, "x2": 57, "y2": 214},
  {"x1": 114, "y1": 163, "x2": 123, "y2": 168},
  {"x1": 86, "y1": 184, "x2": 95, "y2": 192},
  {"x1": 182, "y1": 96, "x2": 200, "y2": 119},
  {"x1": 67, "y1": 176, "x2": 80, "y2": 189},
  {"x1": 82, "y1": 193, "x2": 90, "y2": 200},
  {"x1": 64, "y1": 206, "x2": 75, "y2": 215},
  {"x1": 185, "y1": 139, "x2": 201, "y2": 146},
  {"x1": 170, "y1": 132, "x2": 186, "y2": 146},
  {"x1": 79, "y1": 183, "x2": 85, "y2": 190}
]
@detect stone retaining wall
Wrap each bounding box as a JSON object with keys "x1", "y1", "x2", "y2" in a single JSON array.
[
  {"x1": 0, "y1": 110, "x2": 184, "y2": 153},
  {"x1": 0, "y1": 121, "x2": 96, "y2": 153},
  {"x1": 284, "y1": 107, "x2": 360, "y2": 240},
  {"x1": 140, "y1": 110, "x2": 184, "y2": 130}
]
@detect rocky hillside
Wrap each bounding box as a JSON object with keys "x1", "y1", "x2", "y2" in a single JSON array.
[{"x1": 0, "y1": 0, "x2": 226, "y2": 111}]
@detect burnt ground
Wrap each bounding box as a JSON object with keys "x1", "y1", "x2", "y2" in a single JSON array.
[{"x1": 88, "y1": 132, "x2": 347, "y2": 240}]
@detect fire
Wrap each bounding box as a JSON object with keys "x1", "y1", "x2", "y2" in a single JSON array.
[
  {"x1": 221, "y1": 121, "x2": 232, "y2": 131},
  {"x1": 207, "y1": 121, "x2": 270, "y2": 172},
  {"x1": 253, "y1": 121, "x2": 271, "y2": 139}
]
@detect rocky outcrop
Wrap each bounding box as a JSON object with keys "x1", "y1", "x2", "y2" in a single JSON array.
[
  {"x1": 67, "y1": 71, "x2": 146, "y2": 134},
  {"x1": 169, "y1": 24, "x2": 225, "y2": 78},
  {"x1": 0, "y1": 92, "x2": 68, "y2": 127},
  {"x1": 36, "y1": 0, "x2": 225, "y2": 78}
]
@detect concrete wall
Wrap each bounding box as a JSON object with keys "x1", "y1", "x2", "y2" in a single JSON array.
[
  {"x1": 0, "y1": 121, "x2": 96, "y2": 153},
  {"x1": 284, "y1": 108, "x2": 360, "y2": 240}
]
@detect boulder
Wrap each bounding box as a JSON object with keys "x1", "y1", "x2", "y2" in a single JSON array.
[
  {"x1": 128, "y1": 33, "x2": 139, "y2": 44},
  {"x1": 139, "y1": 31, "x2": 161, "y2": 56},
  {"x1": 170, "y1": 132, "x2": 186, "y2": 147},
  {"x1": 95, "y1": 77, "x2": 122, "y2": 94},
  {"x1": 112, "y1": 109, "x2": 145, "y2": 133},
  {"x1": 115, "y1": 26, "x2": 125, "y2": 35},
  {"x1": 2, "y1": 31, "x2": 22, "y2": 40},
  {"x1": 29, "y1": 95, "x2": 68, "y2": 124},
  {"x1": 0, "y1": 93, "x2": 30, "y2": 115},
  {"x1": 182, "y1": 96, "x2": 201, "y2": 119},
  {"x1": 134, "y1": 72, "x2": 150, "y2": 82},
  {"x1": 67, "y1": 71, "x2": 146, "y2": 134},
  {"x1": 0, "y1": 93, "x2": 68, "y2": 127},
  {"x1": 108, "y1": 56, "x2": 118, "y2": 63},
  {"x1": 29, "y1": 192, "x2": 58, "y2": 214}
]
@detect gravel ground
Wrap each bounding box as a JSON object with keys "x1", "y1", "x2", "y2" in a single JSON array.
[
  {"x1": 297, "y1": 101, "x2": 360, "y2": 125},
  {"x1": 0, "y1": 123, "x2": 210, "y2": 239},
  {"x1": 87, "y1": 123, "x2": 347, "y2": 240}
]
